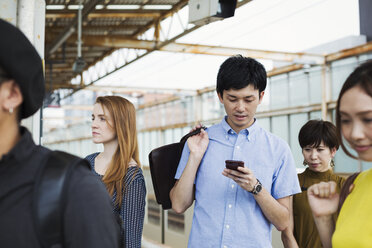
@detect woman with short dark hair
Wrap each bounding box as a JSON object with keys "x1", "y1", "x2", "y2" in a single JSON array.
[{"x1": 281, "y1": 120, "x2": 345, "y2": 248}]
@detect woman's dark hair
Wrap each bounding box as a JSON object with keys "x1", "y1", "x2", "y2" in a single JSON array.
[
  {"x1": 216, "y1": 55, "x2": 267, "y2": 98},
  {"x1": 298, "y1": 119, "x2": 340, "y2": 150},
  {"x1": 338, "y1": 172, "x2": 360, "y2": 214},
  {"x1": 336, "y1": 60, "x2": 372, "y2": 158}
]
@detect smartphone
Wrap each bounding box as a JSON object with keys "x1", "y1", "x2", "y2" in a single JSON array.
[{"x1": 225, "y1": 160, "x2": 244, "y2": 171}]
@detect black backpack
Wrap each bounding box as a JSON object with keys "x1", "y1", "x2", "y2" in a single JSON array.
[{"x1": 32, "y1": 151, "x2": 89, "y2": 248}]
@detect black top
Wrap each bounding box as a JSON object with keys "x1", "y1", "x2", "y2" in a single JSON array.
[
  {"x1": 85, "y1": 152, "x2": 146, "y2": 248},
  {"x1": 0, "y1": 127, "x2": 120, "y2": 248}
]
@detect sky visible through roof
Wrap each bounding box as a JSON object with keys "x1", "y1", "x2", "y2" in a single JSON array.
[{"x1": 93, "y1": 0, "x2": 359, "y2": 91}]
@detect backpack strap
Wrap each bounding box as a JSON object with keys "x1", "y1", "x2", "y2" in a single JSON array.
[
  {"x1": 180, "y1": 126, "x2": 206, "y2": 143},
  {"x1": 148, "y1": 126, "x2": 207, "y2": 209},
  {"x1": 33, "y1": 150, "x2": 87, "y2": 248}
]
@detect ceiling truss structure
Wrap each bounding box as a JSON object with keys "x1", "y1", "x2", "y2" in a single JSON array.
[
  {"x1": 46, "y1": 0, "x2": 325, "y2": 96},
  {"x1": 46, "y1": 0, "x2": 189, "y2": 91},
  {"x1": 44, "y1": 0, "x2": 266, "y2": 95}
]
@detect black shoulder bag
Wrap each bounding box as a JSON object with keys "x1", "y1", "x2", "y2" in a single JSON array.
[
  {"x1": 148, "y1": 127, "x2": 206, "y2": 209},
  {"x1": 33, "y1": 151, "x2": 89, "y2": 248}
]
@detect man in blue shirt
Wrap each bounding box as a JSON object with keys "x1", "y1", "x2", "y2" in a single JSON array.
[{"x1": 170, "y1": 55, "x2": 301, "y2": 248}]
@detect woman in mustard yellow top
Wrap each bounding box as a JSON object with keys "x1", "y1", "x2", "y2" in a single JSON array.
[
  {"x1": 307, "y1": 60, "x2": 372, "y2": 248},
  {"x1": 281, "y1": 120, "x2": 345, "y2": 248}
]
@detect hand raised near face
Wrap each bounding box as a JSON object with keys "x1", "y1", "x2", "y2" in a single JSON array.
[{"x1": 307, "y1": 181, "x2": 339, "y2": 217}]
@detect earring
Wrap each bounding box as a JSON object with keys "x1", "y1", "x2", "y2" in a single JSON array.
[
  {"x1": 303, "y1": 160, "x2": 308, "y2": 166},
  {"x1": 330, "y1": 158, "x2": 335, "y2": 168},
  {"x1": 9, "y1": 108, "x2": 13, "y2": 114}
]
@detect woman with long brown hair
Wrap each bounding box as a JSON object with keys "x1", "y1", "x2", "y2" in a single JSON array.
[
  {"x1": 86, "y1": 95, "x2": 146, "y2": 248},
  {"x1": 307, "y1": 60, "x2": 372, "y2": 248}
]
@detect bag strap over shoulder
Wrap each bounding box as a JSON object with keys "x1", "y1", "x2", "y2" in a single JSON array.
[
  {"x1": 148, "y1": 126, "x2": 207, "y2": 209},
  {"x1": 180, "y1": 126, "x2": 206, "y2": 144},
  {"x1": 33, "y1": 150, "x2": 86, "y2": 248}
]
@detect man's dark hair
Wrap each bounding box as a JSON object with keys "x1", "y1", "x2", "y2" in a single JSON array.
[
  {"x1": 216, "y1": 55, "x2": 267, "y2": 98},
  {"x1": 298, "y1": 119, "x2": 340, "y2": 150}
]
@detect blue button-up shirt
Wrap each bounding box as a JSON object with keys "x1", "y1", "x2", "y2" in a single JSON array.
[{"x1": 175, "y1": 117, "x2": 301, "y2": 248}]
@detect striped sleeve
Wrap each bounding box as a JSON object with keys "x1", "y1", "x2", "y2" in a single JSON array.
[{"x1": 120, "y1": 168, "x2": 146, "y2": 248}]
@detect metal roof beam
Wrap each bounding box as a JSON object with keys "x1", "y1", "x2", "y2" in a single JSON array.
[
  {"x1": 46, "y1": 12, "x2": 162, "y2": 19},
  {"x1": 163, "y1": 43, "x2": 325, "y2": 65},
  {"x1": 85, "y1": 85, "x2": 197, "y2": 95},
  {"x1": 47, "y1": 0, "x2": 104, "y2": 56},
  {"x1": 46, "y1": 25, "x2": 142, "y2": 32},
  {"x1": 77, "y1": 36, "x2": 325, "y2": 64}
]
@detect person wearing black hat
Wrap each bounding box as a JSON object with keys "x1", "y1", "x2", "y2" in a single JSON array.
[{"x1": 0, "y1": 19, "x2": 120, "y2": 248}]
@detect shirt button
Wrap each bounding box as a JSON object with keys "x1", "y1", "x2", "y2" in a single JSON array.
[
  {"x1": 228, "y1": 204, "x2": 232, "y2": 208},
  {"x1": 236, "y1": 145, "x2": 240, "y2": 149},
  {"x1": 231, "y1": 184, "x2": 235, "y2": 188},
  {"x1": 225, "y1": 135, "x2": 228, "y2": 139},
  {"x1": 226, "y1": 225, "x2": 230, "y2": 229},
  {"x1": 224, "y1": 246, "x2": 227, "y2": 248}
]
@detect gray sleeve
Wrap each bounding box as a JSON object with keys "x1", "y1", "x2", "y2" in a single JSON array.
[{"x1": 63, "y1": 163, "x2": 120, "y2": 248}]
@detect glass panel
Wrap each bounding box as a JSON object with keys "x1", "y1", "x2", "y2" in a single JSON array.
[
  {"x1": 334, "y1": 148, "x2": 360, "y2": 173},
  {"x1": 174, "y1": 128, "x2": 183, "y2": 142},
  {"x1": 200, "y1": 93, "x2": 207, "y2": 121},
  {"x1": 185, "y1": 96, "x2": 195, "y2": 123},
  {"x1": 259, "y1": 78, "x2": 270, "y2": 112},
  {"x1": 150, "y1": 131, "x2": 159, "y2": 151},
  {"x1": 137, "y1": 132, "x2": 145, "y2": 165},
  {"x1": 288, "y1": 70, "x2": 308, "y2": 106},
  {"x1": 182, "y1": 126, "x2": 191, "y2": 136},
  {"x1": 289, "y1": 113, "x2": 308, "y2": 168},
  {"x1": 308, "y1": 66, "x2": 322, "y2": 104},
  {"x1": 137, "y1": 109, "x2": 144, "y2": 129},
  {"x1": 173, "y1": 100, "x2": 183, "y2": 125},
  {"x1": 362, "y1": 161, "x2": 372, "y2": 170},
  {"x1": 271, "y1": 115, "x2": 289, "y2": 142},
  {"x1": 213, "y1": 93, "x2": 225, "y2": 118},
  {"x1": 331, "y1": 57, "x2": 358, "y2": 101},
  {"x1": 167, "y1": 209, "x2": 185, "y2": 233},
  {"x1": 147, "y1": 197, "x2": 160, "y2": 225},
  {"x1": 309, "y1": 111, "x2": 321, "y2": 120},
  {"x1": 270, "y1": 74, "x2": 289, "y2": 109},
  {"x1": 164, "y1": 129, "x2": 173, "y2": 145},
  {"x1": 256, "y1": 117, "x2": 270, "y2": 132},
  {"x1": 144, "y1": 132, "x2": 151, "y2": 162}
]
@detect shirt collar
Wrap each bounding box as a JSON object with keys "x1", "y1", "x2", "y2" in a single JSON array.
[
  {"x1": 0, "y1": 127, "x2": 36, "y2": 163},
  {"x1": 221, "y1": 116, "x2": 258, "y2": 137}
]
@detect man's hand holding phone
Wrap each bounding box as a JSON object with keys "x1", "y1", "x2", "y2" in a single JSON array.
[{"x1": 223, "y1": 160, "x2": 259, "y2": 193}]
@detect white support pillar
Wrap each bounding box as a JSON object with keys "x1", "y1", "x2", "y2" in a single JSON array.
[
  {"x1": 0, "y1": 0, "x2": 17, "y2": 25},
  {"x1": 0, "y1": 0, "x2": 46, "y2": 144},
  {"x1": 321, "y1": 64, "x2": 332, "y2": 121}
]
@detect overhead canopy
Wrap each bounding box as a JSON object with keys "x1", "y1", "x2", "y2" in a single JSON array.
[{"x1": 45, "y1": 0, "x2": 253, "y2": 93}]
